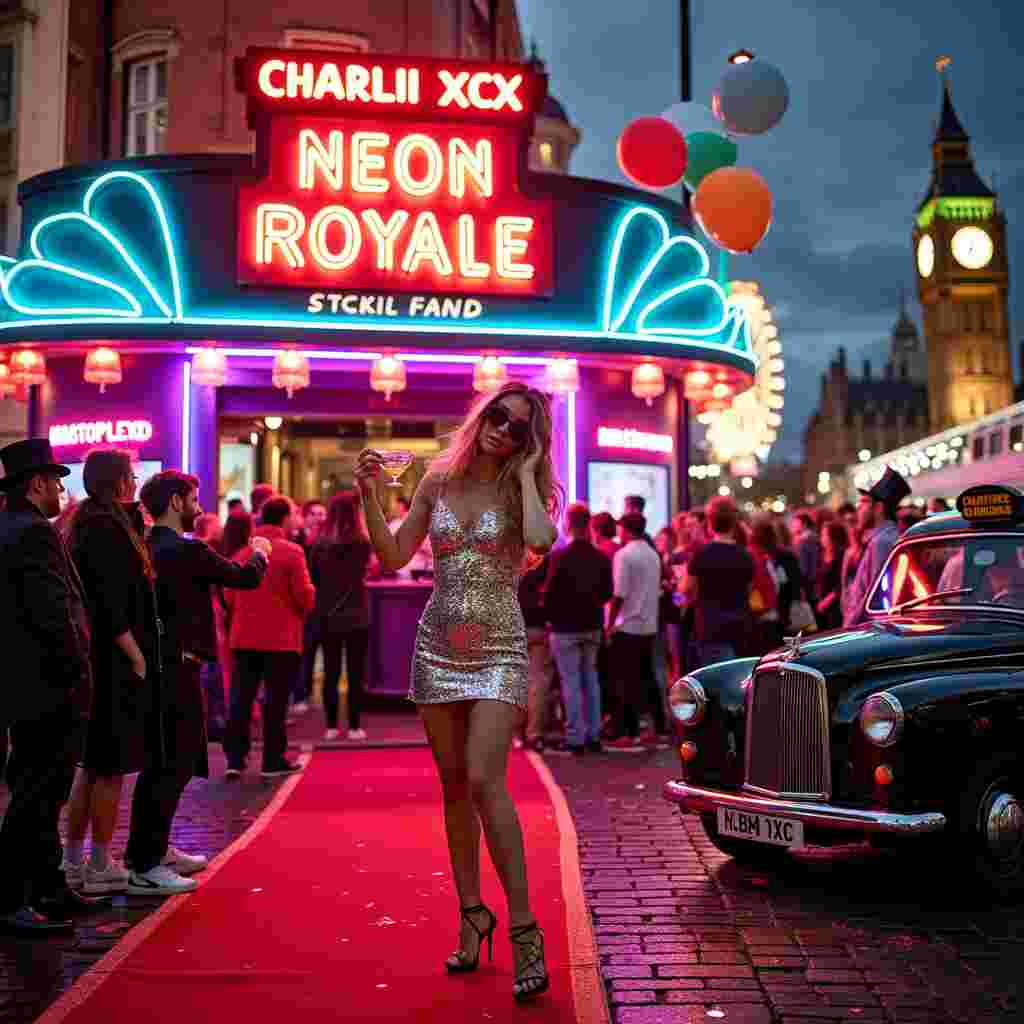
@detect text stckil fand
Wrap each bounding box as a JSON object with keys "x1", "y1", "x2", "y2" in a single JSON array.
[{"x1": 236, "y1": 52, "x2": 553, "y2": 297}]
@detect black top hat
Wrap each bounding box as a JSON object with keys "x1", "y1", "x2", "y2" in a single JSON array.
[
  {"x1": 858, "y1": 466, "x2": 911, "y2": 511},
  {"x1": 0, "y1": 438, "x2": 71, "y2": 491}
]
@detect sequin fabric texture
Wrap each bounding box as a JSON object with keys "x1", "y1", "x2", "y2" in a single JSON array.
[{"x1": 409, "y1": 492, "x2": 528, "y2": 708}]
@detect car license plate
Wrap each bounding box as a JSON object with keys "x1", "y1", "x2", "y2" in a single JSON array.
[{"x1": 717, "y1": 807, "x2": 804, "y2": 848}]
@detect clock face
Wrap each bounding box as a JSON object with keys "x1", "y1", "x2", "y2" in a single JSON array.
[
  {"x1": 917, "y1": 234, "x2": 935, "y2": 278},
  {"x1": 951, "y1": 226, "x2": 994, "y2": 270}
]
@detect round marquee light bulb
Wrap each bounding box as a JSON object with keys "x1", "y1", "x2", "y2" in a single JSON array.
[{"x1": 264, "y1": 416, "x2": 283, "y2": 431}]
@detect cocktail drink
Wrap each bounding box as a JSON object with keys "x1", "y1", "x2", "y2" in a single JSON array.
[{"x1": 380, "y1": 449, "x2": 415, "y2": 488}]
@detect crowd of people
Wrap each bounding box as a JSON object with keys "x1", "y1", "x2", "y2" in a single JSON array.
[{"x1": 516, "y1": 464, "x2": 922, "y2": 756}]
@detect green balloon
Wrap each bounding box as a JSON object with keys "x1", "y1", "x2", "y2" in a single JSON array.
[{"x1": 683, "y1": 132, "x2": 738, "y2": 191}]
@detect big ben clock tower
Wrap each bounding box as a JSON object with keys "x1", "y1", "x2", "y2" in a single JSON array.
[{"x1": 913, "y1": 70, "x2": 1012, "y2": 431}]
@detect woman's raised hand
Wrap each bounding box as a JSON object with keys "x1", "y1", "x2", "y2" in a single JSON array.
[{"x1": 354, "y1": 448, "x2": 384, "y2": 496}]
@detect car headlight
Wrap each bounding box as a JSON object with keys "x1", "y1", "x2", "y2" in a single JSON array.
[
  {"x1": 860, "y1": 692, "x2": 904, "y2": 747},
  {"x1": 669, "y1": 677, "x2": 706, "y2": 727}
]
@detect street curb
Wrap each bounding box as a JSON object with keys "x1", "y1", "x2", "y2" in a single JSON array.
[
  {"x1": 33, "y1": 751, "x2": 314, "y2": 1024},
  {"x1": 527, "y1": 750, "x2": 612, "y2": 1024}
]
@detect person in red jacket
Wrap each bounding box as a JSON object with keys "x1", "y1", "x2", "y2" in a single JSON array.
[{"x1": 223, "y1": 495, "x2": 316, "y2": 779}]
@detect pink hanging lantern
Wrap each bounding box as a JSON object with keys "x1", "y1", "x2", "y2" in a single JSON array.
[
  {"x1": 473, "y1": 356, "x2": 508, "y2": 394},
  {"x1": 684, "y1": 368, "x2": 712, "y2": 400},
  {"x1": 543, "y1": 358, "x2": 579, "y2": 396},
  {"x1": 9, "y1": 349, "x2": 46, "y2": 389},
  {"x1": 370, "y1": 355, "x2": 406, "y2": 402},
  {"x1": 83, "y1": 347, "x2": 122, "y2": 393},
  {"x1": 191, "y1": 347, "x2": 228, "y2": 387},
  {"x1": 631, "y1": 362, "x2": 666, "y2": 406},
  {"x1": 272, "y1": 349, "x2": 310, "y2": 399}
]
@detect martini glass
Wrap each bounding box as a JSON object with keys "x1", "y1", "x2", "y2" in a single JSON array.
[{"x1": 380, "y1": 450, "x2": 415, "y2": 488}]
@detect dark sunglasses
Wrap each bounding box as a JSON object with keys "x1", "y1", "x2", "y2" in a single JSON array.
[{"x1": 483, "y1": 403, "x2": 530, "y2": 445}]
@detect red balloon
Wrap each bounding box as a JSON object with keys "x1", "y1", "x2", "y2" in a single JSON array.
[{"x1": 616, "y1": 117, "x2": 688, "y2": 190}]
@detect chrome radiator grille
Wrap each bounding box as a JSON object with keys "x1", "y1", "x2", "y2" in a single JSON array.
[{"x1": 744, "y1": 664, "x2": 831, "y2": 800}]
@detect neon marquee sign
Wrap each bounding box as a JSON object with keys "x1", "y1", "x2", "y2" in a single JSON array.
[
  {"x1": 49, "y1": 419, "x2": 154, "y2": 447},
  {"x1": 597, "y1": 426, "x2": 674, "y2": 455},
  {"x1": 237, "y1": 118, "x2": 552, "y2": 294}
]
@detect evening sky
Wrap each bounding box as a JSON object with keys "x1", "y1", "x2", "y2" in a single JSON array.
[{"x1": 519, "y1": 0, "x2": 1024, "y2": 461}]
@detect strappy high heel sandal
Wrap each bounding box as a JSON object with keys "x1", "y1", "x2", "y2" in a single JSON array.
[
  {"x1": 510, "y1": 920, "x2": 550, "y2": 1001},
  {"x1": 445, "y1": 903, "x2": 497, "y2": 973}
]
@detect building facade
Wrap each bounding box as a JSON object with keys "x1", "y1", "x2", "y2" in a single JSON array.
[
  {"x1": 802, "y1": 312, "x2": 929, "y2": 501},
  {"x1": 0, "y1": 0, "x2": 580, "y2": 449},
  {"x1": 913, "y1": 81, "x2": 1012, "y2": 430}
]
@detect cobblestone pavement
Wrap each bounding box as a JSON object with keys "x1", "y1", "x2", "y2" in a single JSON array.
[
  {"x1": 4, "y1": 713, "x2": 1023, "y2": 1024},
  {"x1": 545, "y1": 746, "x2": 1024, "y2": 1024}
]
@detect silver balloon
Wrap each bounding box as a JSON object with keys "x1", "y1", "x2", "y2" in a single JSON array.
[
  {"x1": 712, "y1": 59, "x2": 789, "y2": 136},
  {"x1": 660, "y1": 101, "x2": 725, "y2": 139}
]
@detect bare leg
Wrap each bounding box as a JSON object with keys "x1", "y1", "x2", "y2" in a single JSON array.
[
  {"x1": 89, "y1": 775, "x2": 124, "y2": 845},
  {"x1": 419, "y1": 702, "x2": 491, "y2": 965},
  {"x1": 466, "y1": 699, "x2": 548, "y2": 996},
  {"x1": 465, "y1": 699, "x2": 531, "y2": 927},
  {"x1": 64, "y1": 768, "x2": 94, "y2": 842}
]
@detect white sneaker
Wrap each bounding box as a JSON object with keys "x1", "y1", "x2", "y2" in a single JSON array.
[
  {"x1": 347, "y1": 728, "x2": 367, "y2": 741},
  {"x1": 324, "y1": 728, "x2": 340, "y2": 741},
  {"x1": 127, "y1": 865, "x2": 198, "y2": 895},
  {"x1": 163, "y1": 847, "x2": 209, "y2": 876},
  {"x1": 62, "y1": 861, "x2": 86, "y2": 891},
  {"x1": 83, "y1": 861, "x2": 131, "y2": 893}
]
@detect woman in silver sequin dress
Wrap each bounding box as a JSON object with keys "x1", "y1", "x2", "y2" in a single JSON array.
[{"x1": 355, "y1": 382, "x2": 561, "y2": 1002}]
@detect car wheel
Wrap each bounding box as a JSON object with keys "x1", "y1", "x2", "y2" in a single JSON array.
[
  {"x1": 957, "y1": 755, "x2": 1024, "y2": 897},
  {"x1": 700, "y1": 813, "x2": 791, "y2": 867}
]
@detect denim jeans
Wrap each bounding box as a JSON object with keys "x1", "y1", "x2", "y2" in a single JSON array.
[
  {"x1": 200, "y1": 660, "x2": 227, "y2": 738},
  {"x1": 697, "y1": 642, "x2": 737, "y2": 668},
  {"x1": 550, "y1": 630, "x2": 603, "y2": 747},
  {"x1": 525, "y1": 627, "x2": 557, "y2": 743}
]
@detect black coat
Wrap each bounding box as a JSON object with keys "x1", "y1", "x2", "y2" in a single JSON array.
[
  {"x1": 0, "y1": 497, "x2": 92, "y2": 724},
  {"x1": 69, "y1": 503, "x2": 162, "y2": 777},
  {"x1": 149, "y1": 526, "x2": 266, "y2": 779}
]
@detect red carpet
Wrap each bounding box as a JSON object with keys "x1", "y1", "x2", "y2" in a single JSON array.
[{"x1": 44, "y1": 750, "x2": 586, "y2": 1023}]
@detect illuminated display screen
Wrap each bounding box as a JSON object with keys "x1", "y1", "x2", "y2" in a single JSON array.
[{"x1": 587, "y1": 461, "x2": 670, "y2": 537}]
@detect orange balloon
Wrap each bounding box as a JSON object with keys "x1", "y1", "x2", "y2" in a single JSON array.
[{"x1": 692, "y1": 167, "x2": 773, "y2": 253}]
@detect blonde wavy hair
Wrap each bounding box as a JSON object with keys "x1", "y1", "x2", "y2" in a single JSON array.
[{"x1": 433, "y1": 381, "x2": 564, "y2": 547}]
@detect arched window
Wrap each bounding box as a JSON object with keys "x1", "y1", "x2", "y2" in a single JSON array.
[{"x1": 113, "y1": 30, "x2": 180, "y2": 157}]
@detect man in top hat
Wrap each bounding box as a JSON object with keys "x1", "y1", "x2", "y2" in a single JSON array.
[
  {"x1": 843, "y1": 466, "x2": 911, "y2": 626},
  {"x1": 0, "y1": 439, "x2": 105, "y2": 933}
]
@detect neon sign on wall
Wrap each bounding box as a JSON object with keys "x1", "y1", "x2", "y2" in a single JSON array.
[
  {"x1": 597, "y1": 426, "x2": 674, "y2": 455},
  {"x1": 49, "y1": 419, "x2": 154, "y2": 447},
  {"x1": 239, "y1": 51, "x2": 545, "y2": 124},
  {"x1": 237, "y1": 118, "x2": 552, "y2": 295}
]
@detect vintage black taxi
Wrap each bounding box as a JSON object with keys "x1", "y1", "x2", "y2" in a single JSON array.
[{"x1": 663, "y1": 484, "x2": 1024, "y2": 894}]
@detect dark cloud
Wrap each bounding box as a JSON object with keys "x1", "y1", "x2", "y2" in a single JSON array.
[{"x1": 520, "y1": 0, "x2": 1024, "y2": 461}]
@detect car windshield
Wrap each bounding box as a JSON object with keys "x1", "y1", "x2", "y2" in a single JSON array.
[{"x1": 867, "y1": 533, "x2": 1024, "y2": 614}]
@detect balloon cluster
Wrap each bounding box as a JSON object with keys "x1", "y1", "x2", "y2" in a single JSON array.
[{"x1": 615, "y1": 55, "x2": 788, "y2": 254}]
